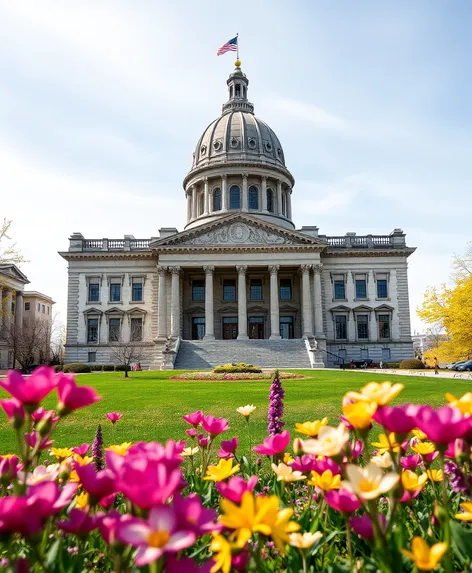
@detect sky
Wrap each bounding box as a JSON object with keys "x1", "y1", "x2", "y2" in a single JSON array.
[{"x1": 1, "y1": 0, "x2": 471, "y2": 334}]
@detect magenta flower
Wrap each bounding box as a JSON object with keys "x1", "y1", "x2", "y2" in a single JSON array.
[
  {"x1": 182, "y1": 410, "x2": 204, "y2": 428},
  {"x1": 423, "y1": 451, "x2": 439, "y2": 464},
  {"x1": 216, "y1": 475, "x2": 258, "y2": 503},
  {"x1": 71, "y1": 443, "x2": 90, "y2": 456},
  {"x1": 312, "y1": 456, "x2": 341, "y2": 476},
  {"x1": 57, "y1": 508, "x2": 98, "y2": 535},
  {"x1": 173, "y1": 494, "x2": 220, "y2": 535},
  {"x1": 106, "y1": 412, "x2": 122, "y2": 424},
  {"x1": 268, "y1": 372, "x2": 285, "y2": 435},
  {"x1": 198, "y1": 434, "x2": 210, "y2": 448},
  {"x1": 28, "y1": 481, "x2": 77, "y2": 517},
  {"x1": 350, "y1": 514, "x2": 386, "y2": 540},
  {"x1": 0, "y1": 366, "x2": 57, "y2": 408},
  {"x1": 400, "y1": 454, "x2": 422, "y2": 470},
  {"x1": 56, "y1": 374, "x2": 101, "y2": 415},
  {"x1": 253, "y1": 430, "x2": 290, "y2": 456},
  {"x1": 291, "y1": 455, "x2": 317, "y2": 474},
  {"x1": 24, "y1": 431, "x2": 54, "y2": 450},
  {"x1": 201, "y1": 415, "x2": 229, "y2": 437},
  {"x1": 219, "y1": 437, "x2": 238, "y2": 458},
  {"x1": 415, "y1": 405, "x2": 470, "y2": 444},
  {"x1": 444, "y1": 439, "x2": 467, "y2": 459},
  {"x1": 31, "y1": 407, "x2": 46, "y2": 422},
  {"x1": 350, "y1": 440, "x2": 364, "y2": 459},
  {"x1": 116, "y1": 505, "x2": 195, "y2": 566},
  {"x1": 167, "y1": 556, "x2": 213, "y2": 573},
  {"x1": 186, "y1": 428, "x2": 197, "y2": 438},
  {"x1": 373, "y1": 404, "x2": 419, "y2": 434},
  {"x1": 399, "y1": 488, "x2": 421, "y2": 504},
  {"x1": 0, "y1": 455, "x2": 19, "y2": 481},
  {"x1": 0, "y1": 497, "x2": 41, "y2": 535},
  {"x1": 0, "y1": 398, "x2": 25, "y2": 428},
  {"x1": 325, "y1": 489, "x2": 361, "y2": 513},
  {"x1": 75, "y1": 464, "x2": 115, "y2": 504}
]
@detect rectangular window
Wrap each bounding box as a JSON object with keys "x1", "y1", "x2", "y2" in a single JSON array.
[
  {"x1": 192, "y1": 280, "x2": 205, "y2": 302},
  {"x1": 335, "y1": 315, "x2": 347, "y2": 339},
  {"x1": 37, "y1": 303, "x2": 41, "y2": 312},
  {"x1": 132, "y1": 279, "x2": 143, "y2": 302},
  {"x1": 334, "y1": 279, "x2": 345, "y2": 300},
  {"x1": 88, "y1": 351, "x2": 96, "y2": 363},
  {"x1": 223, "y1": 279, "x2": 236, "y2": 301},
  {"x1": 279, "y1": 279, "x2": 292, "y2": 301},
  {"x1": 87, "y1": 318, "x2": 98, "y2": 343},
  {"x1": 378, "y1": 314, "x2": 390, "y2": 339},
  {"x1": 88, "y1": 283, "x2": 100, "y2": 302},
  {"x1": 357, "y1": 315, "x2": 369, "y2": 340},
  {"x1": 130, "y1": 317, "x2": 143, "y2": 341},
  {"x1": 108, "y1": 318, "x2": 121, "y2": 342},
  {"x1": 250, "y1": 279, "x2": 263, "y2": 301},
  {"x1": 24, "y1": 302, "x2": 30, "y2": 311},
  {"x1": 42, "y1": 304, "x2": 45, "y2": 313},
  {"x1": 360, "y1": 348, "x2": 369, "y2": 360},
  {"x1": 110, "y1": 283, "x2": 121, "y2": 302},
  {"x1": 382, "y1": 348, "x2": 391, "y2": 362},
  {"x1": 355, "y1": 279, "x2": 367, "y2": 299},
  {"x1": 377, "y1": 279, "x2": 388, "y2": 299},
  {"x1": 47, "y1": 306, "x2": 50, "y2": 315}
]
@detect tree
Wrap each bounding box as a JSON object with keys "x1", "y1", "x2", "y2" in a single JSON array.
[
  {"x1": 107, "y1": 321, "x2": 147, "y2": 378},
  {"x1": 0, "y1": 317, "x2": 52, "y2": 371},
  {"x1": 0, "y1": 218, "x2": 26, "y2": 265},
  {"x1": 452, "y1": 241, "x2": 472, "y2": 280}
]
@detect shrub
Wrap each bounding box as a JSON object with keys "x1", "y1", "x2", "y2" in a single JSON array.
[
  {"x1": 103, "y1": 364, "x2": 114, "y2": 372},
  {"x1": 62, "y1": 363, "x2": 91, "y2": 373},
  {"x1": 114, "y1": 364, "x2": 127, "y2": 372},
  {"x1": 385, "y1": 362, "x2": 400, "y2": 369},
  {"x1": 89, "y1": 364, "x2": 104, "y2": 372},
  {"x1": 214, "y1": 362, "x2": 262, "y2": 373},
  {"x1": 53, "y1": 364, "x2": 63, "y2": 372},
  {"x1": 399, "y1": 358, "x2": 425, "y2": 370}
]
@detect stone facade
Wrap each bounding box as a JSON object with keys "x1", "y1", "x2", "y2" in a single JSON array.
[{"x1": 60, "y1": 62, "x2": 416, "y2": 369}]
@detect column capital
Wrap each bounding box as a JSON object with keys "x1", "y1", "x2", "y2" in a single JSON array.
[
  {"x1": 261, "y1": 175, "x2": 268, "y2": 182},
  {"x1": 242, "y1": 173, "x2": 249, "y2": 180},
  {"x1": 203, "y1": 177, "x2": 209, "y2": 184},
  {"x1": 313, "y1": 263, "x2": 323, "y2": 275},
  {"x1": 203, "y1": 265, "x2": 215, "y2": 275},
  {"x1": 268, "y1": 264, "x2": 280, "y2": 275},
  {"x1": 221, "y1": 173, "x2": 227, "y2": 181},
  {"x1": 169, "y1": 266, "x2": 182, "y2": 275},
  {"x1": 299, "y1": 264, "x2": 312, "y2": 275},
  {"x1": 236, "y1": 265, "x2": 247, "y2": 275},
  {"x1": 157, "y1": 265, "x2": 168, "y2": 276}
]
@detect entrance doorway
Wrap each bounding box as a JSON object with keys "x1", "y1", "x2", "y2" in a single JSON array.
[
  {"x1": 191, "y1": 317, "x2": 205, "y2": 340},
  {"x1": 280, "y1": 316, "x2": 294, "y2": 339},
  {"x1": 222, "y1": 317, "x2": 238, "y2": 340},
  {"x1": 249, "y1": 316, "x2": 264, "y2": 339}
]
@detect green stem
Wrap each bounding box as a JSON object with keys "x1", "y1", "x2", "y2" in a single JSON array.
[
  {"x1": 300, "y1": 549, "x2": 308, "y2": 573},
  {"x1": 247, "y1": 417, "x2": 252, "y2": 470},
  {"x1": 345, "y1": 516, "x2": 353, "y2": 571},
  {"x1": 439, "y1": 452, "x2": 452, "y2": 573}
]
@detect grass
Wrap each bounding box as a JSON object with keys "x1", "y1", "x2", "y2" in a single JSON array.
[{"x1": 0, "y1": 369, "x2": 465, "y2": 455}]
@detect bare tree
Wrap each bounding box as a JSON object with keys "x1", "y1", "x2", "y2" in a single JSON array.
[
  {"x1": 0, "y1": 317, "x2": 51, "y2": 371},
  {"x1": 452, "y1": 242, "x2": 472, "y2": 280},
  {"x1": 107, "y1": 321, "x2": 146, "y2": 378},
  {"x1": 0, "y1": 218, "x2": 26, "y2": 266}
]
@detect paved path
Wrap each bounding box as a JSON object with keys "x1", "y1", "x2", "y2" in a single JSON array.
[{"x1": 331, "y1": 368, "x2": 472, "y2": 380}]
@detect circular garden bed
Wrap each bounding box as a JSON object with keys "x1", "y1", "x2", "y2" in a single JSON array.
[{"x1": 170, "y1": 370, "x2": 305, "y2": 381}]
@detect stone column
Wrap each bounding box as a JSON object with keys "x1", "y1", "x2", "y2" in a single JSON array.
[
  {"x1": 287, "y1": 189, "x2": 292, "y2": 219},
  {"x1": 15, "y1": 291, "x2": 24, "y2": 332},
  {"x1": 0, "y1": 287, "x2": 3, "y2": 330},
  {"x1": 313, "y1": 264, "x2": 324, "y2": 336},
  {"x1": 4, "y1": 290, "x2": 12, "y2": 329},
  {"x1": 156, "y1": 266, "x2": 168, "y2": 340},
  {"x1": 221, "y1": 174, "x2": 228, "y2": 211},
  {"x1": 300, "y1": 265, "x2": 313, "y2": 337},
  {"x1": 261, "y1": 176, "x2": 268, "y2": 212},
  {"x1": 191, "y1": 185, "x2": 197, "y2": 220},
  {"x1": 269, "y1": 265, "x2": 281, "y2": 339},
  {"x1": 203, "y1": 178, "x2": 209, "y2": 215},
  {"x1": 236, "y1": 265, "x2": 248, "y2": 339},
  {"x1": 203, "y1": 266, "x2": 215, "y2": 340},
  {"x1": 169, "y1": 266, "x2": 181, "y2": 338},
  {"x1": 277, "y1": 180, "x2": 283, "y2": 216},
  {"x1": 242, "y1": 174, "x2": 248, "y2": 212},
  {"x1": 186, "y1": 192, "x2": 191, "y2": 222}
]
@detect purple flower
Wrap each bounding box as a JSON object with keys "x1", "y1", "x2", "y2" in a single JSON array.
[
  {"x1": 291, "y1": 455, "x2": 317, "y2": 473},
  {"x1": 311, "y1": 457, "x2": 341, "y2": 476},
  {"x1": 373, "y1": 405, "x2": 419, "y2": 434},
  {"x1": 92, "y1": 424, "x2": 104, "y2": 471},
  {"x1": 400, "y1": 454, "x2": 422, "y2": 470},
  {"x1": 325, "y1": 489, "x2": 361, "y2": 513},
  {"x1": 350, "y1": 514, "x2": 386, "y2": 540},
  {"x1": 173, "y1": 493, "x2": 220, "y2": 535},
  {"x1": 415, "y1": 406, "x2": 470, "y2": 444},
  {"x1": 268, "y1": 370, "x2": 284, "y2": 435},
  {"x1": 217, "y1": 475, "x2": 258, "y2": 503}
]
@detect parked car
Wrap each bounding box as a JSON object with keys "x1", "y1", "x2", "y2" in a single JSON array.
[
  {"x1": 457, "y1": 360, "x2": 472, "y2": 372},
  {"x1": 452, "y1": 360, "x2": 469, "y2": 371}
]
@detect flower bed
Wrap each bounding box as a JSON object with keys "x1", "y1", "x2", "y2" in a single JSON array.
[
  {"x1": 1, "y1": 367, "x2": 472, "y2": 572},
  {"x1": 170, "y1": 370, "x2": 305, "y2": 380}
]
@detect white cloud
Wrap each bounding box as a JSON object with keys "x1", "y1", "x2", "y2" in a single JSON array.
[{"x1": 267, "y1": 97, "x2": 347, "y2": 131}]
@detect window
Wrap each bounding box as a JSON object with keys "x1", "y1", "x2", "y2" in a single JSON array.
[
  {"x1": 248, "y1": 186, "x2": 259, "y2": 209},
  {"x1": 355, "y1": 279, "x2": 367, "y2": 299},
  {"x1": 279, "y1": 316, "x2": 294, "y2": 339},
  {"x1": 132, "y1": 278, "x2": 143, "y2": 302},
  {"x1": 213, "y1": 188, "x2": 222, "y2": 211},
  {"x1": 88, "y1": 351, "x2": 96, "y2": 363},
  {"x1": 42, "y1": 304, "x2": 45, "y2": 314},
  {"x1": 279, "y1": 279, "x2": 292, "y2": 301},
  {"x1": 87, "y1": 318, "x2": 98, "y2": 343},
  {"x1": 360, "y1": 348, "x2": 369, "y2": 361},
  {"x1": 130, "y1": 317, "x2": 143, "y2": 341},
  {"x1": 110, "y1": 283, "x2": 121, "y2": 302},
  {"x1": 250, "y1": 279, "x2": 263, "y2": 301},
  {"x1": 235, "y1": 83, "x2": 240, "y2": 97},
  {"x1": 47, "y1": 306, "x2": 50, "y2": 315},
  {"x1": 267, "y1": 188, "x2": 274, "y2": 212},
  {"x1": 377, "y1": 279, "x2": 388, "y2": 299},
  {"x1": 229, "y1": 186, "x2": 240, "y2": 209},
  {"x1": 198, "y1": 194, "x2": 204, "y2": 215},
  {"x1": 109, "y1": 318, "x2": 121, "y2": 342},
  {"x1": 24, "y1": 302, "x2": 30, "y2": 311},
  {"x1": 357, "y1": 315, "x2": 369, "y2": 340},
  {"x1": 192, "y1": 280, "x2": 205, "y2": 302},
  {"x1": 378, "y1": 314, "x2": 390, "y2": 339},
  {"x1": 335, "y1": 315, "x2": 347, "y2": 339},
  {"x1": 192, "y1": 317, "x2": 205, "y2": 340},
  {"x1": 88, "y1": 283, "x2": 100, "y2": 303},
  {"x1": 382, "y1": 348, "x2": 391, "y2": 362},
  {"x1": 37, "y1": 303, "x2": 41, "y2": 312},
  {"x1": 223, "y1": 279, "x2": 236, "y2": 301},
  {"x1": 334, "y1": 280, "x2": 346, "y2": 300},
  {"x1": 282, "y1": 193, "x2": 286, "y2": 216}
]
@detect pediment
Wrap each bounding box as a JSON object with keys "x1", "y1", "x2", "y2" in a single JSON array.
[
  {"x1": 150, "y1": 214, "x2": 326, "y2": 249},
  {"x1": 330, "y1": 305, "x2": 351, "y2": 313},
  {"x1": 0, "y1": 264, "x2": 30, "y2": 285},
  {"x1": 352, "y1": 305, "x2": 373, "y2": 313},
  {"x1": 375, "y1": 304, "x2": 395, "y2": 312},
  {"x1": 83, "y1": 307, "x2": 103, "y2": 315},
  {"x1": 104, "y1": 306, "x2": 125, "y2": 315}
]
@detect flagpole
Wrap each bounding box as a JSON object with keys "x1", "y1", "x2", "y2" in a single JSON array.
[{"x1": 236, "y1": 32, "x2": 239, "y2": 61}]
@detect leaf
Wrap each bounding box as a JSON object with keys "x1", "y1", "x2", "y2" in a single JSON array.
[
  {"x1": 45, "y1": 538, "x2": 61, "y2": 568},
  {"x1": 450, "y1": 520, "x2": 472, "y2": 563}
]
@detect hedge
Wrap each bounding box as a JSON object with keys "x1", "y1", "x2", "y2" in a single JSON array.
[
  {"x1": 399, "y1": 358, "x2": 425, "y2": 370},
  {"x1": 214, "y1": 362, "x2": 262, "y2": 374},
  {"x1": 103, "y1": 364, "x2": 115, "y2": 372},
  {"x1": 89, "y1": 364, "x2": 104, "y2": 372},
  {"x1": 62, "y1": 363, "x2": 91, "y2": 373},
  {"x1": 114, "y1": 365, "x2": 127, "y2": 372}
]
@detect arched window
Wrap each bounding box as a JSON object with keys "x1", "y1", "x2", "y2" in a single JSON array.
[
  {"x1": 198, "y1": 194, "x2": 204, "y2": 216},
  {"x1": 248, "y1": 186, "x2": 259, "y2": 210},
  {"x1": 229, "y1": 185, "x2": 241, "y2": 209},
  {"x1": 267, "y1": 188, "x2": 274, "y2": 213},
  {"x1": 282, "y1": 193, "x2": 286, "y2": 216},
  {"x1": 213, "y1": 188, "x2": 222, "y2": 211}
]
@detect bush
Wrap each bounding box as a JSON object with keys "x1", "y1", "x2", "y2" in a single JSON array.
[
  {"x1": 103, "y1": 364, "x2": 114, "y2": 372},
  {"x1": 89, "y1": 364, "x2": 103, "y2": 372},
  {"x1": 399, "y1": 358, "x2": 425, "y2": 370},
  {"x1": 62, "y1": 363, "x2": 91, "y2": 373},
  {"x1": 385, "y1": 362, "x2": 400, "y2": 369},
  {"x1": 114, "y1": 364, "x2": 127, "y2": 372},
  {"x1": 53, "y1": 364, "x2": 63, "y2": 372},
  {"x1": 214, "y1": 362, "x2": 262, "y2": 374}
]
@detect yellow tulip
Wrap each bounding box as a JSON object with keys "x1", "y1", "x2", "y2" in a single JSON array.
[
  {"x1": 302, "y1": 424, "x2": 350, "y2": 457},
  {"x1": 308, "y1": 469, "x2": 341, "y2": 491},
  {"x1": 295, "y1": 418, "x2": 329, "y2": 437},
  {"x1": 289, "y1": 531, "x2": 323, "y2": 549},
  {"x1": 345, "y1": 382, "x2": 404, "y2": 406},
  {"x1": 411, "y1": 442, "x2": 436, "y2": 456},
  {"x1": 412, "y1": 428, "x2": 428, "y2": 441},
  {"x1": 445, "y1": 392, "x2": 472, "y2": 415},
  {"x1": 271, "y1": 463, "x2": 306, "y2": 483},
  {"x1": 400, "y1": 537, "x2": 447, "y2": 571},
  {"x1": 283, "y1": 452, "x2": 294, "y2": 465},
  {"x1": 73, "y1": 454, "x2": 93, "y2": 466},
  {"x1": 75, "y1": 491, "x2": 89, "y2": 510},
  {"x1": 401, "y1": 470, "x2": 428, "y2": 492},
  {"x1": 105, "y1": 442, "x2": 133, "y2": 456},
  {"x1": 50, "y1": 447, "x2": 74, "y2": 461},
  {"x1": 210, "y1": 534, "x2": 233, "y2": 573},
  {"x1": 427, "y1": 469, "x2": 444, "y2": 482},
  {"x1": 455, "y1": 502, "x2": 472, "y2": 521},
  {"x1": 371, "y1": 433, "x2": 400, "y2": 454},
  {"x1": 342, "y1": 401, "x2": 377, "y2": 430},
  {"x1": 204, "y1": 459, "x2": 240, "y2": 482},
  {"x1": 344, "y1": 462, "x2": 399, "y2": 500}
]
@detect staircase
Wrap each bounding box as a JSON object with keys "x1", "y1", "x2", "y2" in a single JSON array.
[{"x1": 174, "y1": 339, "x2": 313, "y2": 370}]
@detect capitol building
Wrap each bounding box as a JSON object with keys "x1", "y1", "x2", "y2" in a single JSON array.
[{"x1": 60, "y1": 62, "x2": 415, "y2": 369}]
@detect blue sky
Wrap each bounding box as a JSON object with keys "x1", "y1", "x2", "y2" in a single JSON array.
[{"x1": 1, "y1": 1, "x2": 471, "y2": 333}]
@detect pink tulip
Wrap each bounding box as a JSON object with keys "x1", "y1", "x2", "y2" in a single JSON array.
[
  {"x1": 198, "y1": 434, "x2": 210, "y2": 448},
  {"x1": 339, "y1": 414, "x2": 355, "y2": 431},
  {"x1": 216, "y1": 475, "x2": 258, "y2": 503},
  {"x1": 400, "y1": 454, "x2": 422, "y2": 470},
  {"x1": 201, "y1": 415, "x2": 229, "y2": 437},
  {"x1": 253, "y1": 430, "x2": 290, "y2": 456},
  {"x1": 75, "y1": 465, "x2": 115, "y2": 504},
  {"x1": 0, "y1": 398, "x2": 25, "y2": 428},
  {"x1": 106, "y1": 412, "x2": 122, "y2": 424},
  {"x1": 444, "y1": 439, "x2": 467, "y2": 459},
  {"x1": 116, "y1": 505, "x2": 195, "y2": 566},
  {"x1": 325, "y1": 489, "x2": 361, "y2": 513},
  {"x1": 423, "y1": 451, "x2": 439, "y2": 464},
  {"x1": 173, "y1": 494, "x2": 220, "y2": 535},
  {"x1": 166, "y1": 556, "x2": 212, "y2": 573},
  {"x1": 399, "y1": 488, "x2": 421, "y2": 503},
  {"x1": 291, "y1": 455, "x2": 317, "y2": 473},
  {"x1": 56, "y1": 374, "x2": 101, "y2": 415},
  {"x1": 24, "y1": 432, "x2": 54, "y2": 450},
  {"x1": 350, "y1": 514, "x2": 386, "y2": 540},
  {"x1": 0, "y1": 497, "x2": 41, "y2": 534},
  {"x1": 0, "y1": 455, "x2": 19, "y2": 482},
  {"x1": 186, "y1": 428, "x2": 197, "y2": 438},
  {"x1": 373, "y1": 405, "x2": 419, "y2": 435},
  {"x1": 182, "y1": 410, "x2": 204, "y2": 428},
  {"x1": 57, "y1": 508, "x2": 98, "y2": 535},
  {"x1": 0, "y1": 367, "x2": 57, "y2": 408},
  {"x1": 220, "y1": 437, "x2": 238, "y2": 453},
  {"x1": 71, "y1": 443, "x2": 90, "y2": 456},
  {"x1": 31, "y1": 407, "x2": 46, "y2": 422},
  {"x1": 312, "y1": 456, "x2": 341, "y2": 476},
  {"x1": 415, "y1": 405, "x2": 470, "y2": 444},
  {"x1": 27, "y1": 481, "x2": 77, "y2": 517}
]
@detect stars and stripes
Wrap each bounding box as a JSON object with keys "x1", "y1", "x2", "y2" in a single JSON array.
[{"x1": 217, "y1": 36, "x2": 238, "y2": 56}]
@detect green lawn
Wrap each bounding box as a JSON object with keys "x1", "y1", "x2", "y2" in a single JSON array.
[{"x1": 0, "y1": 370, "x2": 467, "y2": 455}]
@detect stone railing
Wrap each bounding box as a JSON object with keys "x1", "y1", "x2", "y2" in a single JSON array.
[
  {"x1": 320, "y1": 230, "x2": 406, "y2": 249},
  {"x1": 70, "y1": 235, "x2": 151, "y2": 252}
]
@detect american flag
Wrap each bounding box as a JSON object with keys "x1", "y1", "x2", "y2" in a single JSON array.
[{"x1": 217, "y1": 36, "x2": 238, "y2": 56}]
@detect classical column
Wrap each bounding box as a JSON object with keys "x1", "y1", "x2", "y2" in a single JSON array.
[
  {"x1": 261, "y1": 176, "x2": 268, "y2": 213},
  {"x1": 242, "y1": 174, "x2": 248, "y2": 212},
  {"x1": 287, "y1": 189, "x2": 292, "y2": 219},
  {"x1": 0, "y1": 287, "x2": 3, "y2": 330},
  {"x1": 191, "y1": 185, "x2": 197, "y2": 220},
  {"x1": 221, "y1": 174, "x2": 228, "y2": 211},
  {"x1": 169, "y1": 266, "x2": 181, "y2": 338},
  {"x1": 156, "y1": 266, "x2": 168, "y2": 339},
  {"x1": 300, "y1": 265, "x2": 313, "y2": 337},
  {"x1": 4, "y1": 290, "x2": 12, "y2": 329},
  {"x1": 277, "y1": 180, "x2": 283, "y2": 216},
  {"x1": 15, "y1": 291, "x2": 24, "y2": 332},
  {"x1": 313, "y1": 264, "x2": 324, "y2": 336},
  {"x1": 203, "y1": 178, "x2": 209, "y2": 215},
  {"x1": 203, "y1": 266, "x2": 215, "y2": 340},
  {"x1": 269, "y1": 265, "x2": 281, "y2": 339},
  {"x1": 236, "y1": 265, "x2": 248, "y2": 339},
  {"x1": 186, "y1": 192, "x2": 191, "y2": 222}
]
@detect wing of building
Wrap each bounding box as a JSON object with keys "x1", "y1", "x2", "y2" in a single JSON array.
[{"x1": 59, "y1": 61, "x2": 416, "y2": 369}]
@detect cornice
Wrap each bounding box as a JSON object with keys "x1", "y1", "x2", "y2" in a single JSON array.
[
  {"x1": 154, "y1": 245, "x2": 325, "y2": 255},
  {"x1": 58, "y1": 251, "x2": 155, "y2": 261},
  {"x1": 322, "y1": 248, "x2": 416, "y2": 258}
]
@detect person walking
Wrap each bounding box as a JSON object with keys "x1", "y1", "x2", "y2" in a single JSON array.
[
  {"x1": 434, "y1": 357, "x2": 440, "y2": 375},
  {"x1": 379, "y1": 360, "x2": 383, "y2": 370}
]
